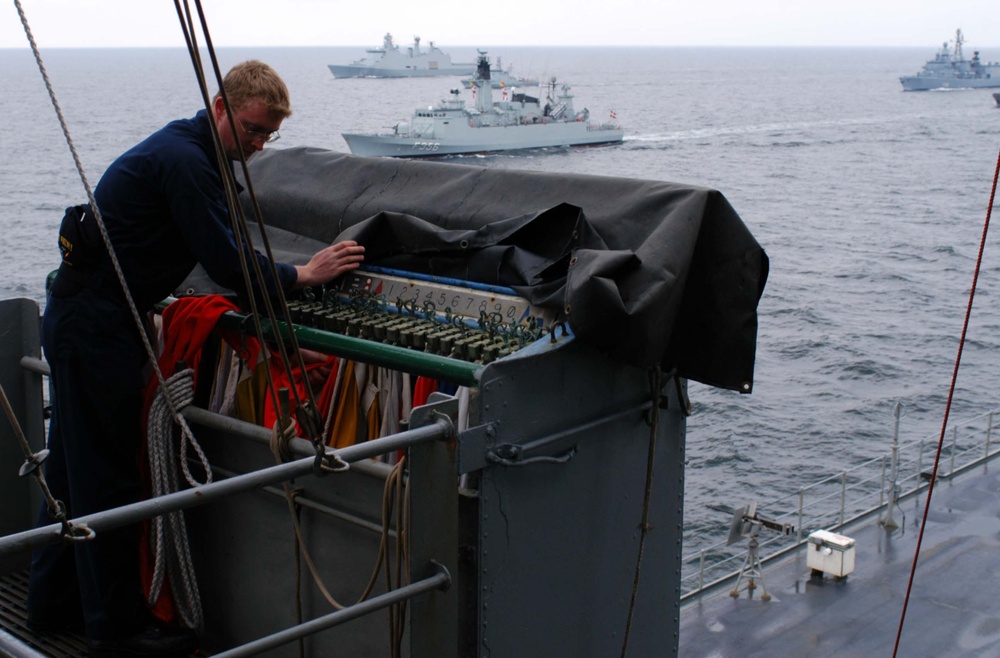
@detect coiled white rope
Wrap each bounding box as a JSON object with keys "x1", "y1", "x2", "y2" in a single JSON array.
[{"x1": 147, "y1": 368, "x2": 212, "y2": 629}]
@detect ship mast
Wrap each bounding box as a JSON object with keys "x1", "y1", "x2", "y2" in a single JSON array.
[
  {"x1": 473, "y1": 52, "x2": 493, "y2": 113},
  {"x1": 954, "y1": 29, "x2": 964, "y2": 62}
]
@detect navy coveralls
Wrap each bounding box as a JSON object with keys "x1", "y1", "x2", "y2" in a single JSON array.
[{"x1": 27, "y1": 110, "x2": 295, "y2": 640}]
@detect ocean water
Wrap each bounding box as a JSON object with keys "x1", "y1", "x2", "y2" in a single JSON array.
[{"x1": 3, "y1": 45, "x2": 1000, "y2": 559}]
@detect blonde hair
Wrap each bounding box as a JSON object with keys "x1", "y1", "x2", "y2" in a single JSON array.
[{"x1": 214, "y1": 60, "x2": 292, "y2": 118}]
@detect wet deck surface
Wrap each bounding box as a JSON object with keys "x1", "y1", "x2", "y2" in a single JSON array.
[
  {"x1": 679, "y1": 464, "x2": 1000, "y2": 657},
  {"x1": 4, "y1": 466, "x2": 999, "y2": 656}
]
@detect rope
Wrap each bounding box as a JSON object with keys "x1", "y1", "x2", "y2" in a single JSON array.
[
  {"x1": 17, "y1": 0, "x2": 357, "y2": 634},
  {"x1": 177, "y1": 0, "x2": 330, "y2": 469},
  {"x1": 171, "y1": 0, "x2": 377, "y2": 633},
  {"x1": 270, "y1": 414, "x2": 347, "y2": 611},
  {"x1": 171, "y1": 0, "x2": 285, "y2": 430},
  {"x1": 270, "y1": 414, "x2": 297, "y2": 464},
  {"x1": 14, "y1": 0, "x2": 205, "y2": 514},
  {"x1": 268, "y1": 433, "x2": 412, "y2": 622},
  {"x1": 146, "y1": 368, "x2": 208, "y2": 630},
  {"x1": 892, "y1": 144, "x2": 1000, "y2": 656},
  {"x1": 620, "y1": 366, "x2": 662, "y2": 658},
  {"x1": 376, "y1": 456, "x2": 409, "y2": 658},
  {"x1": 0, "y1": 380, "x2": 93, "y2": 540}
]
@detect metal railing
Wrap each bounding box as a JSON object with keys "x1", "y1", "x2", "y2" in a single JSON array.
[
  {"x1": 7, "y1": 354, "x2": 458, "y2": 658},
  {"x1": 680, "y1": 407, "x2": 1000, "y2": 601}
]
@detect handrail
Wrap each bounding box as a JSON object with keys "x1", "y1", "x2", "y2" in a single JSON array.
[
  {"x1": 12, "y1": 298, "x2": 462, "y2": 657},
  {"x1": 0, "y1": 416, "x2": 452, "y2": 560},
  {"x1": 681, "y1": 408, "x2": 1000, "y2": 601},
  {"x1": 210, "y1": 562, "x2": 451, "y2": 658}
]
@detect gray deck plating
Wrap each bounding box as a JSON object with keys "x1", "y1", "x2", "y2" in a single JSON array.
[
  {"x1": 679, "y1": 465, "x2": 1000, "y2": 657},
  {"x1": 0, "y1": 571, "x2": 87, "y2": 657}
]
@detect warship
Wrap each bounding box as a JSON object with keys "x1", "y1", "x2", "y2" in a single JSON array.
[
  {"x1": 899, "y1": 29, "x2": 1000, "y2": 91},
  {"x1": 327, "y1": 33, "x2": 474, "y2": 79},
  {"x1": 459, "y1": 54, "x2": 538, "y2": 89},
  {"x1": 341, "y1": 54, "x2": 623, "y2": 157},
  {"x1": 7, "y1": 3, "x2": 1000, "y2": 657}
]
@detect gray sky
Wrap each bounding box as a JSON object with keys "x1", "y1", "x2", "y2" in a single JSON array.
[{"x1": 5, "y1": 0, "x2": 1000, "y2": 48}]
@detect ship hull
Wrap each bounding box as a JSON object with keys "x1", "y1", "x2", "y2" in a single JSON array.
[
  {"x1": 900, "y1": 74, "x2": 1000, "y2": 91},
  {"x1": 328, "y1": 64, "x2": 475, "y2": 78},
  {"x1": 342, "y1": 123, "x2": 624, "y2": 157}
]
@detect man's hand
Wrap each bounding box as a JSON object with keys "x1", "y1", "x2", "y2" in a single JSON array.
[{"x1": 294, "y1": 240, "x2": 365, "y2": 288}]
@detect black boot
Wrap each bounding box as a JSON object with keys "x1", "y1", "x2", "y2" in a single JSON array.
[{"x1": 86, "y1": 622, "x2": 198, "y2": 658}]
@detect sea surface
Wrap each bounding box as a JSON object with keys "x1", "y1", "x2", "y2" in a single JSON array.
[{"x1": 3, "y1": 45, "x2": 1000, "y2": 563}]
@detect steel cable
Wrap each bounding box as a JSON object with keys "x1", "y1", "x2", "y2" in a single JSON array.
[
  {"x1": 892, "y1": 145, "x2": 1000, "y2": 656},
  {"x1": 620, "y1": 366, "x2": 663, "y2": 658}
]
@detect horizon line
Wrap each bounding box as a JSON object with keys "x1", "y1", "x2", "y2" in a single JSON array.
[{"x1": 4, "y1": 43, "x2": 993, "y2": 50}]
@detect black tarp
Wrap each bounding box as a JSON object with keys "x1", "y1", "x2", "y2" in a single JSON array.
[{"x1": 236, "y1": 147, "x2": 768, "y2": 393}]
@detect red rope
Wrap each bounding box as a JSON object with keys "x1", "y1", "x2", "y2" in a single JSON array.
[{"x1": 892, "y1": 145, "x2": 1000, "y2": 657}]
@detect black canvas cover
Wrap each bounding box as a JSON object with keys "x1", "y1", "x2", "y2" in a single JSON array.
[{"x1": 239, "y1": 148, "x2": 768, "y2": 393}]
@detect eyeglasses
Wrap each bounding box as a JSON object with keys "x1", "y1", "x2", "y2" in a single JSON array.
[{"x1": 238, "y1": 118, "x2": 280, "y2": 144}]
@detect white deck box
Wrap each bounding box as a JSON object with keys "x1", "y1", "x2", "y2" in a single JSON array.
[{"x1": 807, "y1": 529, "x2": 856, "y2": 578}]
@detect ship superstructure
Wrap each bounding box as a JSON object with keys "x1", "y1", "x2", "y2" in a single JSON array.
[
  {"x1": 900, "y1": 29, "x2": 1000, "y2": 90},
  {"x1": 328, "y1": 33, "x2": 474, "y2": 78},
  {"x1": 342, "y1": 55, "x2": 623, "y2": 157}
]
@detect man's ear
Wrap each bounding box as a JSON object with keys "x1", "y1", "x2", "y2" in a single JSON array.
[{"x1": 212, "y1": 95, "x2": 225, "y2": 120}]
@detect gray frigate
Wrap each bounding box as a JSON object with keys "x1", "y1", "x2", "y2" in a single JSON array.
[
  {"x1": 900, "y1": 29, "x2": 1000, "y2": 91},
  {"x1": 341, "y1": 54, "x2": 623, "y2": 157}
]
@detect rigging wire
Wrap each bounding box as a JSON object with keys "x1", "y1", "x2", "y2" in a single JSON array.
[
  {"x1": 892, "y1": 144, "x2": 1000, "y2": 657},
  {"x1": 174, "y1": 6, "x2": 408, "y2": 635},
  {"x1": 172, "y1": 0, "x2": 381, "y2": 619},
  {"x1": 181, "y1": 0, "x2": 335, "y2": 474},
  {"x1": 15, "y1": 0, "x2": 351, "y2": 623},
  {"x1": 13, "y1": 0, "x2": 210, "y2": 516},
  {"x1": 13, "y1": 0, "x2": 207, "y2": 482},
  {"x1": 172, "y1": 1, "x2": 300, "y2": 450},
  {"x1": 620, "y1": 366, "x2": 663, "y2": 658},
  {"x1": 0, "y1": 380, "x2": 92, "y2": 541}
]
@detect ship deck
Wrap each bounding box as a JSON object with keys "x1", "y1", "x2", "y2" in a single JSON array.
[{"x1": 679, "y1": 462, "x2": 1000, "y2": 657}]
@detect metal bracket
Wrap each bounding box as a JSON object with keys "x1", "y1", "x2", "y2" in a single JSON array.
[
  {"x1": 486, "y1": 443, "x2": 577, "y2": 467},
  {"x1": 457, "y1": 422, "x2": 496, "y2": 473},
  {"x1": 409, "y1": 396, "x2": 459, "y2": 438}
]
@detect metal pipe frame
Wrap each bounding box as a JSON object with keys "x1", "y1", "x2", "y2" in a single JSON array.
[
  {"x1": 210, "y1": 562, "x2": 452, "y2": 658},
  {"x1": 0, "y1": 418, "x2": 452, "y2": 560},
  {"x1": 11, "y1": 369, "x2": 394, "y2": 482},
  {"x1": 18, "y1": 356, "x2": 46, "y2": 377},
  {"x1": 210, "y1": 463, "x2": 394, "y2": 538},
  {"x1": 182, "y1": 406, "x2": 395, "y2": 482}
]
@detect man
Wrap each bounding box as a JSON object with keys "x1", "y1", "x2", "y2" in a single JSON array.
[{"x1": 27, "y1": 60, "x2": 364, "y2": 658}]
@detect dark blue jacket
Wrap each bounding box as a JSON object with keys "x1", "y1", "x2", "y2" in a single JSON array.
[{"x1": 91, "y1": 110, "x2": 296, "y2": 310}]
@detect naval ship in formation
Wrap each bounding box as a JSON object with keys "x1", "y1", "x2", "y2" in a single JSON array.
[
  {"x1": 460, "y1": 55, "x2": 538, "y2": 90},
  {"x1": 341, "y1": 54, "x2": 624, "y2": 157},
  {"x1": 327, "y1": 33, "x2": 475, "y2": 78},
  {"x1": 899, "y1": 29, "x2": 1000, "y2": 91}
]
